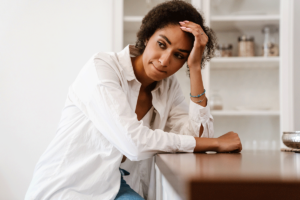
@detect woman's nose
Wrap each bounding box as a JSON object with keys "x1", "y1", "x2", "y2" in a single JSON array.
[{"x1": 158, "y1": 52, "x2": 171, "y2": 67}]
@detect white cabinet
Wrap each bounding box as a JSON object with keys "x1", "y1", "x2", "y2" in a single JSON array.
[
  {"x1": 155, "y1": 164, "x2": 181, "y2": 200},
  {"x1": 199, "y1": 0, "x2": 294, "y2": 150},
  {"x1": 113, "y1": 0, "x2": 294, "y2": 150}
]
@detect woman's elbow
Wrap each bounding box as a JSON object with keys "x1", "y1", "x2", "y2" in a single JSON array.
[{"x1": 124, "y1": 149, "x2": 153, "y2": 161}]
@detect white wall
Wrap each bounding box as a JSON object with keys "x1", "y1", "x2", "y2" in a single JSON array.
[
  {"x1": 0, "y1": 1, "x2": 113, "y2": 199},
  {"x1": 294, "y1": 0, "x2": 300, "y2": 130}
]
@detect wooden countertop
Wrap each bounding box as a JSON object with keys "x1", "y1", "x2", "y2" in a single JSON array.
[{"x1": 155, "y1": 150, "x2": 300, "y2": 200}]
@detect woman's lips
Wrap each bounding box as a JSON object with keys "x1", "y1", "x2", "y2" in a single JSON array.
[{"x1": 152, "y1": 63, "x2": 166, "y2": 73}]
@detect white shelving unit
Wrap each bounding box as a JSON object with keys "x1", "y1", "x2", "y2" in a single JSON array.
[
  {"x1": 211, "y1": 110, "x2": 280, "y2": 116},
  {"x1": 211, "y1": 15, "x2": 280, "y2": 21},
  {"x1": 113, "y1": 0, "x2": 294, "y2": 150},
  {"x1": 211, "y1": 57, "x2": 279, "y2": 69},
  {"x1": 210, "y1": 15, "x2": 280, "y2": 31},
  {"x1": 211, "y1": 57, "x2": 280, "y2": 63},
  {"x1": 199, "y1": 0, "x2": 294, "y2": 150}
]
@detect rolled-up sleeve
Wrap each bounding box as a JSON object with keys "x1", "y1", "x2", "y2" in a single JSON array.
[
  {"x1": 69, "y1": 57, "x2": 196, "y2": 161},
  {"x1": 189, "y1": 99, "x2": 214, "y2": 138},
  {"x1": 164, "y1": 77, "x2": 214, "y2": 139}
]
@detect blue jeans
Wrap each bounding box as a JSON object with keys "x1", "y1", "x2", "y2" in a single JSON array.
[{"x1": 115, "y1": 168, "x2": 144, "y2": 200}]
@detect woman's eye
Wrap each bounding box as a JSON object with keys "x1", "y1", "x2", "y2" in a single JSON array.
[
  {"x1": 175, "y1": 54, "x2": 184, "y2": 59},
  {"x1": 157, "y1": 41, "x2": 165, "y2": 48}
]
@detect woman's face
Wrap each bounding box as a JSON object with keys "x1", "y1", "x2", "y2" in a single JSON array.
[{"x1": 142, "y1": 24, "x2": 193, "y2": 81}]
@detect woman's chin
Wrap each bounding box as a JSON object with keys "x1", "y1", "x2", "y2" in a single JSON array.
[
  {"x1": 147, "y1": 72, "x2": 164, "y2": 82},
  {"x1": 145, "y1": 68, "x2": 166, "y2": 81}
]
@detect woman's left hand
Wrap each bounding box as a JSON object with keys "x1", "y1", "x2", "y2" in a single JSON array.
[{"x1": 179, "y1": 21, "x2": 208, "y2": 68}]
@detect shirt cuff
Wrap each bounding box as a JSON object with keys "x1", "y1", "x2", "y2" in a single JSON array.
[
  {"x1": 177, "y1": 134, "x2": 196, "y2": 152},
  {"x1": 189, "y1": 99, "x2": 212, "y2": 123}
]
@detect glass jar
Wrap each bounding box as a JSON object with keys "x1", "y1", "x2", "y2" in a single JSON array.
[
  {"x1": 262, "y1": 26, "x2": 279, "y2": 57},
  {"x1": 216, "y1": 44, "x2": 233, "y2": 57},
  {"x1": 238, "y1": 35, "x2": 255, "y2": 57},
  {"x1": 210, "y1": 90, "x2": 223, "y2": 110}
]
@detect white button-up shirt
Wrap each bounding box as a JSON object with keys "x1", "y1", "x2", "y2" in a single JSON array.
[{"x1": 25, "y1": 45, "x2": 214, "y2": 200}]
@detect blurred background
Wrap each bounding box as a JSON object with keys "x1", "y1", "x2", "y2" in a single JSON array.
[{"x1": 0, "y1": 0, "x2": 299, "y2": 199}]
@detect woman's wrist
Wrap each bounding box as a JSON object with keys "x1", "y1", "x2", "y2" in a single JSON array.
[
  {"x1": 188, "y1": 53, "x2": 204, "y2": 70},
  {"x1": 188, "y1": 64, "x2": 202, "y2": 71},
  {"x1": 193, "y1": 137, "x2": 219, "y2": 152}
]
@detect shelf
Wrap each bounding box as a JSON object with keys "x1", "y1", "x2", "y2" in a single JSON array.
[
  {"x1": 124, "y1": 16, "x2": 143, "y2": 22},
  {"x1": 210, "y1": 57, "x2": 279, "y2": 69},
  {"x1": 210, "y1": 15, "x2": 280, "y2": 31},
  {"x1": 211, "y1": 15, "x2": 280, "y2": 21},
  {"x1": 211, "y1": 110, "x2": 280, "y2": 116},
  {"x1": 211, "y1": 57, "x2": 279, "y2": 63},
  {"x1": 124, "y1": 15, "x2": 280, "y2": 32},
  {"x1": 124, "y1": 16, "x2": 143, "y2": 31}
]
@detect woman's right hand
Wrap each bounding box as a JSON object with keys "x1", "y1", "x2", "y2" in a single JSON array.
[
  {"x1": 193, "y1": 131, "x2": 242, "y2": 153},
  {"x1": 216, "y1": 131, "x2": 242, "y2": 153}
]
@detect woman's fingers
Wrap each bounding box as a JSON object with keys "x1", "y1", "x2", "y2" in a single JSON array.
[
  {"x1": 179, "y1": 21, "x2": 207, "y2": 37},
  {"x1": 179, "y1": 21, "x2": 208, "y2": 47},
  {"x1": 180, "y1": 21, "x2": 199, "y2": 29},
  {"x1": 180, "y1": 26, "x2": 206, "y2": 39},
  {"x1": 180, "y1": 26, "x2": 192, "y2": 32}
]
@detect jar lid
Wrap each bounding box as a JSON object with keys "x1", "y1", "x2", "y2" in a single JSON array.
[
  {"x1": 262, "y1": 26, "x2": 278, "y2": 33},
  {"x1": 238, "y1": 35, "x2": 254, "y2": 42},
  {"x1": 217, "y1": 44, "x2": 232, "y2": 50}
]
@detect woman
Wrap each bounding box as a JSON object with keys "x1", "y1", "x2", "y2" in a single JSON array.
[{"x1": 25, "y1": 1, "x2": 242, "y2": 199}]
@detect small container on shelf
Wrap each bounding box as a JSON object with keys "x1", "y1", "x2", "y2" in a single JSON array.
[
  {"x1": 238, "y1": 35, "x2": 255, "y2": 57},
  {"x1": 215, "y1": 44, "x2": 233, "y2": 57},
  {"x1": 262, "y1": 26, "x2": 279, "y2": 57}
]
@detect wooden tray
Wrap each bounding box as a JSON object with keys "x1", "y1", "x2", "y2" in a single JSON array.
[{"x1": 281, "y1": 148, "x2": 300, "y2": 153}]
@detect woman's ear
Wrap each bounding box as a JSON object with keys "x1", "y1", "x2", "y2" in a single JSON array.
[{"x1": 144, "y1": 40, "x2": 148, "y2": 46}]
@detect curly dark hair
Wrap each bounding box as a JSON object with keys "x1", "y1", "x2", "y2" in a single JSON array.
[{"x1": 135, "y1": 0, "x2": 217, "y2": 72}]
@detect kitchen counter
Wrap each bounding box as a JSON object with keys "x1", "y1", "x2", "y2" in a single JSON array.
[{"x1": 155, "y1": 150, "x2": 300, "y2": 200}]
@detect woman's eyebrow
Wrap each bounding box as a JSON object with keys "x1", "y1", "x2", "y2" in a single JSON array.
[
  {"x1": 159, "y1": 34, "x2": 190, "y2": 54},
  {"x1": 178, "y1": 49, "x2": 190, "y2": 54},
  {"x1": 159, "y1": 34, "x2": 172, "y2": 44}
]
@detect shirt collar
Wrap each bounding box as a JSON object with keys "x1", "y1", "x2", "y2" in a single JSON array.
[
  {"x1": 116, "y1": 45, "x2": 164, "y2": 92},
  {"x1": 117, "y1": 45, "x2": 165, "y2": 118},
  {"x1": 117, "y1": 45, "x2": 138, "y2": 81}
]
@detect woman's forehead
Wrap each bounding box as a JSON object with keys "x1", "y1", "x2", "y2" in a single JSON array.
[{"x1": 152, "y1": 25, "x2": 193, "y2": 48}]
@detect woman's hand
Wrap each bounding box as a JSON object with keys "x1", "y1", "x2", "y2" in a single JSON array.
[
  {"x1": 179, "y1": 20, "x2": 208, "y2": 68},
  {"x1": 216, "y1": 131, "x2": 243, "y2": 153},
  {"x1": 193, "y1": 131, "x2": 242, "y2": 153}
]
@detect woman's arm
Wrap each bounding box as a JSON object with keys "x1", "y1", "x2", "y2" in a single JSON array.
[
  {"x1": 179, "y1": 21, "x2": 207, "y2": 107},
  {"x1": 180, "y1": 21, "x2": 207, "y2": 137},
  {"x1": 164, "y1": 76, "x2": 213, "y2": 138},
  {"x1": 194, "y1": 132, "x2": 242, "y2": 152},
  {"x1": 180, "y1": 21, "x2": 242, "y2": 152}
]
